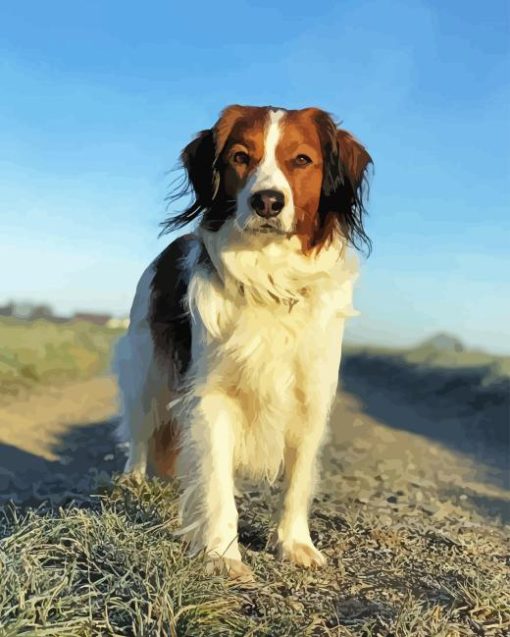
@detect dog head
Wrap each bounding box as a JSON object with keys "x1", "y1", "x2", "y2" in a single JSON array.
[{"x1": 165, "y1": 105, "x2": 372, "y2": 253}]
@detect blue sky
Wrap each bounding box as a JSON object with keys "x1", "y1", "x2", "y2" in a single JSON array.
[{"x1": 1, "y1": 0, "x2": 508, "y2": 353}]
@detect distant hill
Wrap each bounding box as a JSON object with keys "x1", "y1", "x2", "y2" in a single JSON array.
[{"x1": 418, "y1": 332, "x2": 465, "y2": 353}]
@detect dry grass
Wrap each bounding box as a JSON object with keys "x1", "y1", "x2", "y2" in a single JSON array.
[{"x1": 1, "y1": 477, "x2": 508, "y2": 636}]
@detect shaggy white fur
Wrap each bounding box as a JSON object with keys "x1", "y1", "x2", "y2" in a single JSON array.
[{"x1": 115, "y1": 221, "x2": 358, "y2": 568}]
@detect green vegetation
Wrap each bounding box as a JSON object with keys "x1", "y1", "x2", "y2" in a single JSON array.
[
  {"x1": 1, "y1": 477, "x2": 508, "y2": 636},
  {"x1": 0, "y1": 317, "x2": 124, "y2": 400}
]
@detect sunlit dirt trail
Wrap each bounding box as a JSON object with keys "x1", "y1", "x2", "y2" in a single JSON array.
[{"x1": 0, "y1": 376, "x2": 508, "y2": 524}]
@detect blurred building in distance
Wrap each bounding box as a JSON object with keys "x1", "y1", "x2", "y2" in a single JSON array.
[{"x1": 0, "y1": 301, "x2": 128, "y2": 328}]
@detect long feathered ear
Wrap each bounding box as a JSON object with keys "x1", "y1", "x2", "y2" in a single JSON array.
[
  {"x1": 182, "y1": 129, "x2": 219, "y2": 206},
  {"x1": 161, "y1": 105, "x2": 247, "y2": 234},
  {"x1": 314, "y1": 111, "x2": 373, "y2": 253},
  {"x1": 337, "y1": 128, "x2": 372, "y2": 250},
  {"x1": 162, "y1": 129, "x2": 217, "y2": 232}
]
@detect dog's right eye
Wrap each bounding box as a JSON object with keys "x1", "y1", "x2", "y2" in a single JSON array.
[{"x1": 233, "y1": 151, "x2": 250, "y2": 165}]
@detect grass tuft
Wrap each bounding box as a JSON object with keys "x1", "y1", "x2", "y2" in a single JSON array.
[{"x1": 1, "y1": 477, "x2": 508, "y2": 636}]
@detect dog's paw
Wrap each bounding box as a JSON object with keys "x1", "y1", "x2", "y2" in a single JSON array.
[
  {"x1": 119, "y1": 471, "x2": 145, "y2": 485},
  {"x1": 205, "y1": 556, "x2": 255, "y2": 582},
  {"x1": 129, "y1": 471, "x2": 146, "y2": 485},
  {"x1": 277, "y1": 541, "x2": 327, "y2": 568}
]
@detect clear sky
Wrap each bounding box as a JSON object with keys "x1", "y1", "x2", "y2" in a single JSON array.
[{"x1": 1, "y1": 0, "x2": 508, "y2": 353}]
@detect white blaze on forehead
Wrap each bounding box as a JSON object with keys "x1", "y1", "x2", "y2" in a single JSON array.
[
  {"x1": 254, "y1": 109, "x2": 288, "y2": 190},
  {"x1": 235, "y1": 108, "x2": 295, "y2": 232},
  {"x1": 261, "y1": 109, "x2": 286, "y2": 173}
]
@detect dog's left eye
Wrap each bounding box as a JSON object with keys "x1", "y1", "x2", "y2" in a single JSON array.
[
  {"x1": 295, "y1": 154, "x2": 312, "y2": 166},
  {"x1": 233, "y1": 151, "x2": 250, "y2": 165}
]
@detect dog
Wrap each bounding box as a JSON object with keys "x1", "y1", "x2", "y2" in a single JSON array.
[{"x1": 114, "y1": 105, "x2": 372, "y2": 579}]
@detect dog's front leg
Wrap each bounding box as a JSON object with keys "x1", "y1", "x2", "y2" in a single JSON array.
[
  {"x1": 275, "y1": 323, "x2": 344, "y2": 567},
  {"x1": 276, "y1": 424, "x2": 328, "y2": 568},
  {"x1": 180, "y1": 391, "x2": 253, "y2": 580}
]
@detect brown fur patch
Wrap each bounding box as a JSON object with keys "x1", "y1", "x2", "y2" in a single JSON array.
[
  {"x1": 336, "y1": 129, "x2": 372, "y2": 191},
  {"x1": 274, "y1": 108, "x2": 325, "y2": 251},
  {"x1": 150, "y1": 420, "x2": 180, "y2": 477},
  {"x1": 216, "y1": 105, "x2": 268, "y2": 202}
]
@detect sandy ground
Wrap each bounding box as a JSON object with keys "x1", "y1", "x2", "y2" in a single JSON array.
[{"x1": 0, "y1": 374, "x2": 508, "y2": 526}]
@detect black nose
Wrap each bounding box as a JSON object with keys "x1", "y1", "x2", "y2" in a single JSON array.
[{"x1": 249, "y1": 189, "x2": 285, "y2": 218}]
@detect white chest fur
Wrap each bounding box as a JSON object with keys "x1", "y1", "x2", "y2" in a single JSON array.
[{"x1": 181, "y1": 226, "x2": 359, "y2": 480}]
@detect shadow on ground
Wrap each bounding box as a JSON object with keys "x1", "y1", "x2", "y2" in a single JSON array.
[
  {"x1": 1, "y1": 370, "x2": 508, "y2": 525},
  {"x1": 341, "y1": 355, "x2": 510, "y2": 488},
  {"x1": 0, "y1": 418, "x2": 125, "y2": 506}
]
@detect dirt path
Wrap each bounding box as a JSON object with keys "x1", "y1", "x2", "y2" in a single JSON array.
[
  {"x1": 325, "y1": 387, "x2": 509, "y2": 526},
  {"x1": 0, "y1": 377, "x2": 122, "y2": 502},
  {"x1": 0, "y1": 376, "x2": 508, "y2": 525}
]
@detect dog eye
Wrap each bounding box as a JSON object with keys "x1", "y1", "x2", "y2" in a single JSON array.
[
  {"x1": 295, "y1": 154, "x2": 312, "y2": 166},
  {"x1": 233, "y1": 151, "x2": 250, "y2": 165}
]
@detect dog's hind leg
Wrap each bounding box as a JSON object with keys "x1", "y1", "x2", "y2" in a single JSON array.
[{"x1": 150, "y1": 416, "x2": 181, "y2": 478}]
